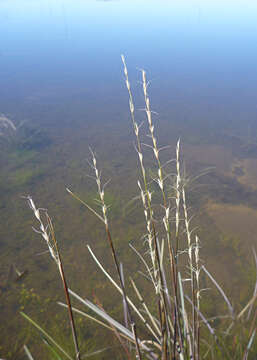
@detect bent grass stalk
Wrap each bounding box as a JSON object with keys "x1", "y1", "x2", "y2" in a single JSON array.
[{"x1": 25, "y1": 197, "x2": 81, "y2": 360}]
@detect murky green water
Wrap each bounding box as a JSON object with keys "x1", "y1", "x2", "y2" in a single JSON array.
[{"x1": 1, "y1": 1, "x2": 257, "y2": 358}]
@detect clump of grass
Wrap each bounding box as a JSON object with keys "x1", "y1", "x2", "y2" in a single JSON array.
[{"x1": 22, "y1": 58, "x2": 257, "y2": 359}]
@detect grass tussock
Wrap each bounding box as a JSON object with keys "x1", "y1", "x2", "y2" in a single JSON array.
[{"x1": 22, "y1": 57, "x2": 257, "y2": 360}]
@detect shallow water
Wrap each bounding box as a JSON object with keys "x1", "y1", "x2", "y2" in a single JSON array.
[{"x1": 1, "y1": 0, "x2": 257, "y2": 358}]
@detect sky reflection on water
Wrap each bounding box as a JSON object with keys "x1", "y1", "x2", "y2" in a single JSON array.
[{"x1": 1, "y1": 0, "x2": 257, "y2": 136}]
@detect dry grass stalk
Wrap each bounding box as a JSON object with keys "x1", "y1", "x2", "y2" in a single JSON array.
[
  {"x1": 89, "y1": 149, "x2": 143, "y2": 359},
  {"x1": 26, "y1": 197, "x2": 81, "y2": 360}
]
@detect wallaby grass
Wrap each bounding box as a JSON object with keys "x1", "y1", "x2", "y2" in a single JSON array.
[{"x1": 22, "y1": 57, "x2": 257, "y2": 360}]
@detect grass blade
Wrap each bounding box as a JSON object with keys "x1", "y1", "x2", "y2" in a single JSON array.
[
  {"x1": 20, "y1": 312, "x2": 73, "y2": 360},
  {"x1": 68, "y1": 289, "x2": 135, "y2": 340},
  {"x1": 87, "y1": 245, "x2": 160, "y2": 342},
  {"x1": 24, "y1": 345, "x2": 34, "y2": 360},
  {"x1": 202, "y1": 266, "x2": 234, "y2": 318},
  {"x1": 42, "y1": 338, "x2": 63, "y2": 360}
]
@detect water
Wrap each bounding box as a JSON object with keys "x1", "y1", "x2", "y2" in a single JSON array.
[
  {"x1": 1, "y1": 1, "x2": 257, "y2": 358},
  {"x1": 1, "y1": 1, "x2": 257, "y2": 132}
]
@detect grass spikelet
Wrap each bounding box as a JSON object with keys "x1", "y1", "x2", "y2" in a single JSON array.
[{"x1": 25, "y1": 197, "x2": 81, "y2": 360}]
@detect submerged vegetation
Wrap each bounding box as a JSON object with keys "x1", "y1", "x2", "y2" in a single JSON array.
[
  {"x1": 0, "y1": 114, "x2": 51, "y2": 153},
  {"x1": 17, "y1": 58, "x2": 257, "y2": 359}
]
